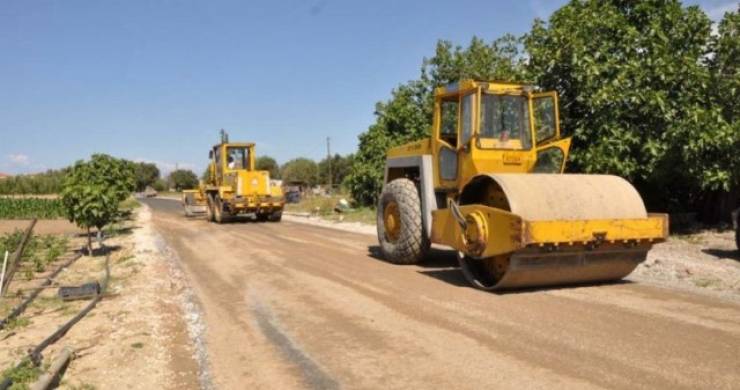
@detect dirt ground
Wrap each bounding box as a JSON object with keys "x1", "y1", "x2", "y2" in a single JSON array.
[
  {"x1": 141, "y1": 197, "x2": 740, "y2": 390},
  {"x1": 0, "y1": 209, "x2": 199, "y2": 389},
  {"x1": 0, "y1": 219, "x2": 83, "y2": 235},
  {"x1": 633, "y1": 230, "x2": 740, "y2": 299}
]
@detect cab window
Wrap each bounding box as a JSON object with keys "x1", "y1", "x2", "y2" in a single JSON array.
[
  {"x1": 533, "y1": 95, "x2": 557, "y2": 144},
  {"x1": 479, "y1": 94, "x2": 532, "y2": 150},
  {"x1": 439, "y1": 98, "x2": 459, "y2": 147},
  {"x1": 533, "y1": 147, "x2": 565, "y2": 173},
  {"x1": 226, "y1": 147, "x2": 249, "y2": 170},
  {"x1": 460, "y1": 93, "x2": 474, "y2": 147}
]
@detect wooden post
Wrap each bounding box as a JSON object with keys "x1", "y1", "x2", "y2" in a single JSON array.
[
  {"x1": 0, "y1": 251, "x2": 8, "y2": 295},
  {"x1": 1, "y1": 219, "x2": 37, "y2": 296}
]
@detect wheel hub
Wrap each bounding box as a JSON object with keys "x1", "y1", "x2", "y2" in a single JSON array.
[{"x1": 383, "y1": 201, "x2": 401, "y2": 242}]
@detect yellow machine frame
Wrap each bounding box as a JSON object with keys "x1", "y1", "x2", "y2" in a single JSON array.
[
  {"x1": 183, "y1": 135, "x2": 284, "y2": 223},
  {"x1": 380, "y1": 80, "x2": 668, "y2": 290}
]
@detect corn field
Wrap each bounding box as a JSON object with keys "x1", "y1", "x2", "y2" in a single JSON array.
[{"x1": 0, "y1": 197, "x2": 66, "y2": 219}]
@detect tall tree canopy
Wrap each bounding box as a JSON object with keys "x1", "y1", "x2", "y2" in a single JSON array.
[
  {"x1": 256, "y1": 156, "x2": 281, "y2": 179},
  {"x1": 168, "y1": 169, "x2": 199, "y2": 191},
  {"x1": 348, "y1": 0, "x2": 738, "y2": 221},
  {"x1": 525, "y1": 0, "x2": 738, "y2": 218},
  {"x1": 281, "y1": 158, "x2": 319, "y2": 186},
  {"x1": 133, "y1": 162, "x2": 160, "y2": 192},
  {"x1": 318, "y1": 154, "x2": 354, "y2": 189}
]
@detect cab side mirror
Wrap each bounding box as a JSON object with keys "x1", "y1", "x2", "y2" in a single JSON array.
[{"x1": 209, "y1": 150, "x2": 214, "y2": 159}]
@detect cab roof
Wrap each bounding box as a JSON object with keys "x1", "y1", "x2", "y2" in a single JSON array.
[
  {"x1": 434, "y1": 79, "x2": 534, "y2": 97},
  {"x1": 213, "y1": 142, "x2": 255, "y2": 149}
]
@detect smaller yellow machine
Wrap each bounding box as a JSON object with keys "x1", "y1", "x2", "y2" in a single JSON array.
[{"x1": 183, "y1": 131, "x2": 284, "y2": 223}]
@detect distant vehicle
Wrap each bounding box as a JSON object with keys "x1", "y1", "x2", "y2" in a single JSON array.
[
  {"x1": 285, "y1": 190, "x2": 301, "y2": 204},
  {"x1": 144, "y1": 186, "x2": 158, "y2": 198}
]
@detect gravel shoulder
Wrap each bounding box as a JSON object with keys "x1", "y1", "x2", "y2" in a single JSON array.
[{"x1": 0, "y1": 207, "x2": 200, "y2": 389}]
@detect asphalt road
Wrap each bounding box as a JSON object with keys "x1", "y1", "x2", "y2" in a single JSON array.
[{"x1": 142, "y1": 197, "x2": 740, "y2": 390}]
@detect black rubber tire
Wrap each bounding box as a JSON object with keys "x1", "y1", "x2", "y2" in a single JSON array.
[
  {"x1": 206, "y1": 195, "x2": 215, "y2": 222},
  {"x1": 213, "y1": 197, "x2": 226, "y2": 224},
  {"x1": 268, "y1": 210, "x2": 282, "y2": 222},
  {"x1": 256, "y1": 213, "x2": 269, "y2": 222},
  {"x1": 377, "y1": 178, "x2": 430, "y2": 264}
]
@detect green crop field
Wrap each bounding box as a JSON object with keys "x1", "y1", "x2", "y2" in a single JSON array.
[{"x1": 0, "y1": 197, "x2": 66, "y2": 219}]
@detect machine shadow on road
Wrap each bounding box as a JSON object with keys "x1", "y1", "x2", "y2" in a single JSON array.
[
  {"x1": 367, "y1": 245, "x2": 638, "y2": 294},
  {"x1": 367, "y1": 245, "x2": 470, "y2": 287}
]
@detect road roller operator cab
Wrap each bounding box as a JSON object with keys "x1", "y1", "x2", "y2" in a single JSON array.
[{"x1": 377, "y1": 80, "x2": 669, "y2": 291}]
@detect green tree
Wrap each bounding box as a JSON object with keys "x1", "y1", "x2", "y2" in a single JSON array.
[
  {"x1": 61, "y1": 154, "x2": 135, "y2": 254},
  {"x1": 318, "y1": 154, "x2": 354, "y2": 189},
  {"x1": 256, "y1": 156, "x2": 281, "y2": 179},
  {"x1": 281, "y1": 158, "x2": 318, "y2": 186},
  {"x1": 525, "y1": 0, "x2": 736, "y2": 220},
  {"x1": 152, "y1": 178, "x2": 168, "y2": 192},
  {"x1": 168, "y1": 169, "x2": 199, "y2": 191},
  {"x1": 347, "y1": 35, "x2": 526, "y2": 205},
  {"x1": 133, "y1": 162, "x2": 160, "y2": 192}
]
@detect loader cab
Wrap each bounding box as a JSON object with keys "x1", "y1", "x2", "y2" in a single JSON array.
[
  {"x1": 432, "y1": 80, "x2": 572, "y2": 190},
  {"x1": 208, "y1": 142, "x2": 256, "y2": 183}
]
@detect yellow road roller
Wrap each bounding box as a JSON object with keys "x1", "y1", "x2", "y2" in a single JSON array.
[{"x1": 377, "y1": 80, "x2": 668, "y2": 290}]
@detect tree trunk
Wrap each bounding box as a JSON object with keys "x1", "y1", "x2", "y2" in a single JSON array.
[
  {"x1": 97, "y1": 227, "x2": 105, "y2": 252},
  {"x1": 86, "y1": 227, "x2": 92, "y2": 255}
]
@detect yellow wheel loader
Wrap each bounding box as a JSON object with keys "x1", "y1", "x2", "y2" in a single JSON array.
[
  {"x1": 377, "y1": 80, "x2": 668, "y2": 290},
  {"x1": 183, "y1": 131, "x2": 284, "y2": 223}
]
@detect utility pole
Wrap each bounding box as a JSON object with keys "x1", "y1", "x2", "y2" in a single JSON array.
[{"x1": 326, "y1": 137, "x2": 332, "y2": 194}]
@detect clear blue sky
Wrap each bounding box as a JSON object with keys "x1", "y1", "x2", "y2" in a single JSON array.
[{"x1": 0, "y1": 0, "x2": 734, "y2": 175}]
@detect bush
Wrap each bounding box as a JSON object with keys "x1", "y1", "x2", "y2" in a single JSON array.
[
  {"x1": 0, "y1": 197, "x2": 66, "y2": 219},
  {"x1": 61, "y1": 154, "x2": 135, "y2": 254},
  {"x1": 167, "y1": 169, "x2": 198, "y2": 191}
]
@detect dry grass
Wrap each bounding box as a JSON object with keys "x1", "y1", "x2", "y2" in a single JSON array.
[{"x1": 284, "y1": 194, "x2": 375, "y2": 225}]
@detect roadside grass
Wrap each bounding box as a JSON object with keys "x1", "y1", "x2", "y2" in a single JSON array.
[
  {"x1": 3, "y1": 317, "x2": 31, "y2": 331},
  {"x1": 284, "y1": 194, "x2": 376, "y2": 225},
  {"x1": 0, "y1": 231, "x2": 69, "y2": 279},
  {"x1": 1, "y1": 358, "x2": 41, "y2": 388},
  {"x1": 0, "y1": 197, "x2": 66, "y2": 219},
  {"x1": 119, "y1": 197, "x2": 141, "y2": 211}
]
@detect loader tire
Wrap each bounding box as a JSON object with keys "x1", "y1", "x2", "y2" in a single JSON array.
[
  {"x1": 213, "y1": 197, "x2": 226, "y2": 224},
  {"x1": 377, "y1": 178, "x2": 429, "y2": 264},
  {"x1": 206, "y1": 196, "x2": 215, "y2": 222},
  {"x1": 268, "y1": 210, "x2": 282, "y2": 222},
  {"x1": 256, "y1": 213, "x2": 269, "y2": 222}
]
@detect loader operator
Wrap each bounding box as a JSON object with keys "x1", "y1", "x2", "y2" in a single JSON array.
[{"x1": 227, "y1": 148, "x2": 245, "y2": 169}]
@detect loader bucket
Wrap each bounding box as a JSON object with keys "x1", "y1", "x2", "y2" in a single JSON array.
[
  {"x1": 454, "y1": 174, "x2": 667, "y2": 290},
  {"x1": 182, "y1": 191, "x2": 208, "y2": 217}
]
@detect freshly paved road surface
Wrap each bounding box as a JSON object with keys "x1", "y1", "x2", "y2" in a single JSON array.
[{"x1": 142, "y1": 198, "x2": 740, "y2": 389}]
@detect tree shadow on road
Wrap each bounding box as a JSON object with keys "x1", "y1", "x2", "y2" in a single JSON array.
[{"x1": 701, "y1": 248, "x2": 740, "y2": 261}]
